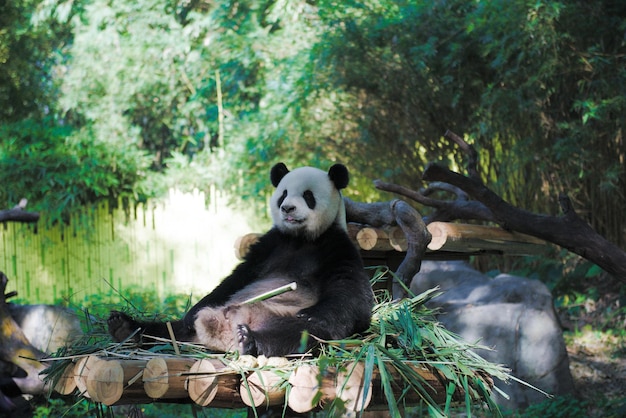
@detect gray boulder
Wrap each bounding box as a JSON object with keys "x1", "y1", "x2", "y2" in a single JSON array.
[
  {"x1": 8, "y1": 304, "x2": 82, "y2": 353},
  {"x1": 410, "y1": 261, "x2": 574, "y2": 410}
]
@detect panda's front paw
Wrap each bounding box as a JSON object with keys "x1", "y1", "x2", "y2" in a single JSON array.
[
  {"x1": 237, "y1": 324, "x2": 258, "y2": 356},
  {"x1": 108, "y1": 310, "x2": 141, "y2": 342},
  {"x1": 296, "y1": 308, "x2": 315, "y2": 322}
]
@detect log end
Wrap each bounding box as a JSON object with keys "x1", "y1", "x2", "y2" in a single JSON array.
[
  {"x1": 144, "y1": 357, "x2": 195, "y2": 399},
  {"x1": 336, "y1": 362, "x2": 373, "y2": 412},
  {"x1": 53, "y1": 362, "x2": 78, "y2": 395},
  {"x1": 86, "y1": 359, "x2": 125, "y2": 405},
  {"x1": 186, "y1": 358, "x2": 219, "y2": 407},
  {"x1": 287, "y1": 365, "x2": 322, "y2": 413},
  {"x1": 240, "y1": 370, "x2": 286, "y2": 408}
]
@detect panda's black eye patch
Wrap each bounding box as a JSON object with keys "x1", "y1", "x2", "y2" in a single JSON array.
[
  {"x1": 303, "y1": 190, "x2": 316, "y2": 209},
  {"x1": 277, "y1": 190, "x2": 287, "y2": 208}
]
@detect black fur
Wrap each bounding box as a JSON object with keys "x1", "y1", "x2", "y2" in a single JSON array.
[
  {"x1": 270, "y1": 162, "x2": 290, "y2": 187},
  {"x1": 328, "y1": 164, "x2": 349, "y2": 190}
]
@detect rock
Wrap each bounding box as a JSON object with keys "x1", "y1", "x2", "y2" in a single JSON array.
[
  {"x1": 8, "y1": 304, "x2": 82, "y2": 353},
  {"x1": 410, "y1": 261, "x2": 574, "y2": 410}
]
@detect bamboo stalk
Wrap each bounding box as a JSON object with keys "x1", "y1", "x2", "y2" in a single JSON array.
[{"x1": 240, "y1": 282, "x2": 297, "y2": 305}]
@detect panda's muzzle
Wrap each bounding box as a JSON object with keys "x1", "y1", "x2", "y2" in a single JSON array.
[
  {"x1": 282, "y1": 215, "x2": 304, "y2": 224},
  {"x1": 281, "y1": 204, "x2": 296, "y2": 214},
  {"x1": 281, "y1": 206, "x2": 304, "y2": 224}
]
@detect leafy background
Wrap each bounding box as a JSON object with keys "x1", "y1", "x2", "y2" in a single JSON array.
[{"x1": 1, "y1": 1, "x2": 625, "y2": 416}]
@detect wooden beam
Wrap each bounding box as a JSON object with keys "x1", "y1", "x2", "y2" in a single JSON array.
[{"x1": 426, "y1": 222, "x2": 548, "y2": 255}]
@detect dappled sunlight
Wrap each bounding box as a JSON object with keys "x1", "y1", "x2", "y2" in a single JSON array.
[
  {"x1": 0, "y1": 189, "x2": 254, "y2": 305},
  {"x1": 566, "y1": 327, "x2": 626, "y2": 401},
  {"x1": 116, "y1": 188, "x2": 253, "y2": 297}
]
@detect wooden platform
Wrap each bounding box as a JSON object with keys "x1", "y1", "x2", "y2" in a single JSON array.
[{"x1": 51, "y1": 353, "x2": 474, "y2": 413}]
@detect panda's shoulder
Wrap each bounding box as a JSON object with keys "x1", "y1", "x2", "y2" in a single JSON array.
[
  {"x1": 316, "y1": 225, "x2": 360, "y2": 255},
  {"x1": 246, "y1": 228, "x2": 284, "y2": 252},
  {"x1": 318, "y1": 224, "x2": 351, "y2": 242}
]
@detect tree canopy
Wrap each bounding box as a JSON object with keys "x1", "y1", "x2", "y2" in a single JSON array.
[{"x1": 1, "y1": 0, "x2": 624, "y2": 248}]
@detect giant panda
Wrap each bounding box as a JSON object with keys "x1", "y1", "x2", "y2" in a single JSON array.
[{"x1": 108, "y1": 162, "x2": 374, "y2": 357}]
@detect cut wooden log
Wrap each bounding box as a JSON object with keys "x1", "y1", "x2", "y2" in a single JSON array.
[
  {"x1": 53, "y1": 361, "x2": 78, "y2": 395},
  {"x1": 288, "y1": 361, "x2": 466, "y2": 413},
  {"x1": 240, "y1": 370, "x2": 286, "y2": 408},
  {"x1": 287, "y1": 365, "x2": 334, "y2": 413},
  {"x1": 419, "y1": 131, "x2": 626, "y2": 280},
  {"x1": 356, "y1": 227, "x2": 391, "y2": 251},
  {"x1": 335, "y1": 362, "x2": 373, "y2": 411},
  {"x1": 86, "y1": 358, "x2": 150, "y2": 405},
  {"x1": 186, "y1": 358, "x2": 241, "y2": 408},
  {"x1": 74, "y1": 356, "x2": 102, "y2": 398},
  {"x1": 426, "y1": 222, "x2": 548, "y2": 255},
  {"x1": 388, "y1": 226, "x2": 407, "y2": 252},
  {"x1": 287, "y1": 362, "x2": 372, "y2": 413},
  {"x1": 371, "y1": 363, "x2": 454, "y2": 406},
  {"x1": 143, "y1": 357, "x2": 196, "y2": 399},
  {"x1": 186, "y1": 358, "x2": 218, "y2": 406}
]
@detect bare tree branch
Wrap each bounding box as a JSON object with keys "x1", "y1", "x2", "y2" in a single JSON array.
[
  {"x1": 0, "y1": 199, "x2": 39, "y2": 224},
  {"x1": 373, "y1": 180, "x2": 494, "y2": 224},
  {"x1": 420, "y1": 133, "x2": 626, "y2": 280},
  {"x1": 344, "y1": 198, "x2": 431, "y2": 298}
]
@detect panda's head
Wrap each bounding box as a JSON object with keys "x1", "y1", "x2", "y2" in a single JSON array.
[{"x1": 269, "y1": 162, "x2": 349, "y2": 240}]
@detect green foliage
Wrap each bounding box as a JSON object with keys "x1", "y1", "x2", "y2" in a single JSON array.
[
  {"x1": 313, "y1": 285, "x2": 510, "y2": 417},
  {"x1": 30, "y1": 397, "x2": 244, "y2": 418},
  {"x1": 503, "y1": 395, "x2": 588, "y2": 418},
  {"x1": 0, "y1": 118, "x2": 150, "y2": 224},
  {"x1": 2, "y1": 0, "x2": 625, "y2": 272},
  {"x1": 31, "y1": 396, "x2": 103, "y2": 418},
  {"x1": 68, "y1": 284, "x2": 193, "y2": 322},
  {"x1": 302, "y1": 0, "x2": 626, "y2": 244},
  {"x1": 501, "y1": 394, "x2": 626, "y2": 418},
  {"x1": 59, "y1": 0, "x2": 212, "y2": 169},
  {"x1": 0, "y1": 0, "x2": 69, "y2": 121}
]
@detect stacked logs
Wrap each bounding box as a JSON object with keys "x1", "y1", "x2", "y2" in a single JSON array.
[
  {"x1": 51, "y1": 355, "x2": 458, "y2": 412},
  {"x1": 235, "y1": 222, "x2": 547, "y2": 261}
]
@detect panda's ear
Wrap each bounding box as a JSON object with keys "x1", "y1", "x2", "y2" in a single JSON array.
[
  {"x1": 270, "y1": 162, "x2": 290, "y2": 187},
  {"x1": 328, "y1": 164, "x2": 349, "y2": 190}
]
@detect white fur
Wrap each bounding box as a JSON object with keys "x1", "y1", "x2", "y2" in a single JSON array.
[
  {"x1": 194, "y1": 277, "x2": 319, "y2": 352},
  {"x1": 269, "y1": 166, "x2": 346, "y2": 240}
]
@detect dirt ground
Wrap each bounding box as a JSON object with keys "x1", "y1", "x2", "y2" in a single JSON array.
[{"x1": 558, "y1": 281, "x2": 626, "y2": 415}]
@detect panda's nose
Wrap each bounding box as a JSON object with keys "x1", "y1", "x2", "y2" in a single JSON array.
[{"x1": 281, "y1": 204, "x2": 296, "y2": 214}]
